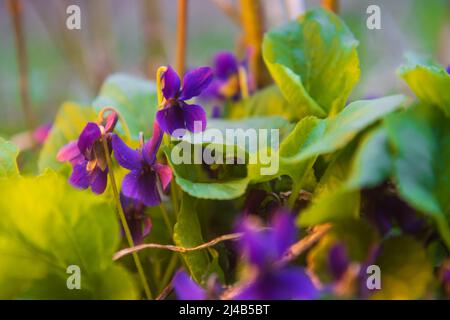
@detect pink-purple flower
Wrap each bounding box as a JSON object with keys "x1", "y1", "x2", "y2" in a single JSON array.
[
  {"x1": 57, "y1": 111, "x2": 118, "y2": 194},
  {"x1": 156, "y1": 66, "x2": 213, "y2": 136},
  {"x1": 111, "y1": 123, "x2": 172, "y2": 206},
  {"x1": 33, "y1": 123, "x2": 52, "y2": 144}
]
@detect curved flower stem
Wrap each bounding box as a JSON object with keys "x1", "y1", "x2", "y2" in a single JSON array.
[
  {"x1": 101, "y1": 137, "x2": 153, "y2": 300},
  {"x1": 156, "y1": 66, "x2": 167, "y2": 105},
  {"x1": 98, "y1": 106, "x2": 132, "y2": 141},
  {"x1": 238, "y1": 65, "x2": 250, "y2": 99}
]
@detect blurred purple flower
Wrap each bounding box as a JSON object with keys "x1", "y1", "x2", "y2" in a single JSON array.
[
  {"x1": 364, "y1": 186, "x2": 428, "y2": 237},
  {"x1": 112, "y1": 123, "x2": 172, "y2": 206},
  {"x1": 120, "y1": 193, "x2": 151, "y2": 245},
  {"x1": 202, "y1": 51, "x2": 254, "y2": 103},
  {"x1": 57, "y1": 111, "x2": 118, "y2": 194},
  {"x1": 156, "y1": 66, "x2": 212, "y2": 136},
  {"x1": 234, "y1": 210, "x2": 318, "y2": 300},
  {"x1": 328, "y1": 243, "x2": 350, "y2": 280},
  {"x1": 326, "y1": 242, "x2": 381, "y2": 299},
  {"x1": 173, "y1": 271, "x2": 207, "y2": 300},
  {"x1": 235, "y1": 267, "x2": 317, "y2": 300},
  {"x1": 211, "y1": 105, "x2": 222, "y2": 118},
  {"x1": 446, "y1": 65, "x2": 450, "y2": 74},
  {"x1": 33, "y1": 123, "x2": 52, "y2": 144}
]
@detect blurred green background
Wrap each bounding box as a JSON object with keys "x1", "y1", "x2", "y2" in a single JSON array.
[{"x1": 1, "y1": 0, "x2": 449, "y2": 137}]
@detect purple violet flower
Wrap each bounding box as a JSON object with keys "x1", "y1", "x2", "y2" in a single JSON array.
[
  {"x1": 57, "y1": 111, "x2": 118, "y2": 194},
  {"x1": 120, "y1": 193, "x2": 152, "y2": 245},
  {"x1": 173, "y1": 271, "x2": 223, "y2": 300},
  {"x1": 234, "y1": 211, "x2": 318, "y2": 300},
  {"x1": 202, "y1": 51, "x2": 254, "y2": 103},
  {"x1": 326, "y1": 242, "x2": 381, "y2": 299},
  {"x1": 112, "y1": 123, "x2": 172, "y2": 207},
  {"x1": 446, "y1": 65, "x2": 450, "y2": 74},
  {"x1": 156, "y1": 66, "x2": 213, "y2": 136},
  {"x1": 328, "y1": 243, "x2": 350, "y2": 281},
  {"x1": 173, "y1": 271, "x2": 207, "y2": 300}
]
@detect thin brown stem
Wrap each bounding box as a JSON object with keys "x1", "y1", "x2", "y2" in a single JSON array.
[
  {"x1": 321, "y1": 0, "x2": 340, "y2": 13},
  {"x1": 141, "y1": 0, "x2": 167, "y2": 75},
  {"x1": 156, "y1": 281, "x2": 174, "y2": 300},
  {"x1": 239, "y1": 0, "x2": 270, "y2": 87},
  {"x1": 176, "y1": 0, "x2": 188, "y2": 75},
  {"x1": 278, "y1": 223, "x2": 331, "y2": 265},
  {"x1": 30, "y1": 0, "x2": 94, "y2": 92},
  {"x1": 113, "y1": 233, "x2": 242, "y2": 261},
  {"x1": 210, "y1": 0, "x2": 241, "y2": 26},
  {"x1": 8, "y1": 0, "x2": 35, "y2": 136}
]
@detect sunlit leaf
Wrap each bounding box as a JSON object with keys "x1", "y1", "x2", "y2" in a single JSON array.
[
  {"x1": 263, "y1": 8, "x2": 360, "y2": 117},
  {"x1": 0, "y1": 137, "x2": 19, "y2": 177},
  {"x1": 399, "y1": 54, "x2": 450, "y2": 117},
  {"x1": 372, "y1": 236, "x2": 433, "y2": 299},
  {"x1": 0, "y1": 172, "x2": 137, "y2": 299}
]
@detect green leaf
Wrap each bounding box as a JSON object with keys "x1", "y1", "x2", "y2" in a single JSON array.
[
  {"x1": 0, "y1": 137, "x2": 19, "y2": 177},
  {"x1": 399, "y1": 54, "x2": 450, "y2": 117},
  {"x1": 93, "y1": 73, "x2": 158, "y2": 139},
  {"x1": 245, "y1": 85, "x2": 298, "y2": 120},
  {"x1": 346, "y1": 126, "x2": 392, "y2": 189},
  {"x1": 175, "y1": 175, "x2": 250, "y2": 200},
  {"x1": 299, "y1": 126, "x2": 393, "y2": 227},
  {"x1": 167, "y1": 116, "x2": 291, "y2": 200},
  {"x1": 0, "y1": 172, "x2": 137, "y2": 299},
  {"x1": 173, "y1": 193, "x2": 223, "y2": 283},
  {"x1": 263, "y1": 8, "x2": 360, "y2": 117},
  {"x1": 372, "y1": 236, "x2": 433, "y2": 299},
  {"x1": 289, "y1": 95, "x2": 405, "y2": 163},
  {"x1": 385, "y1": 105, "x2": 450, "y2": 248},
  {"x1": 299, "y1": 146, "x2": 360, "y2": 226},
  {"x1": 38, "y1": 102, "x2": 96, "y2": 172},
  {"x1": 307, "y1": 220, "x2": 378, "y2": 283},
  {"x1": 278, "y1": 116, "x2": 325, "y2": 178}
]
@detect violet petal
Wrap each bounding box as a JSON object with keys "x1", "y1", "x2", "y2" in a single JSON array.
[
  {"x1": 112, "y1": 134, "x2": 142, "y2": 170},
  {"x1": 77, "y1": 122, "x2": 102, "y2": 156},
  {"x1": 179, "y1": 67, "x2": 213, "y2": 100}
]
